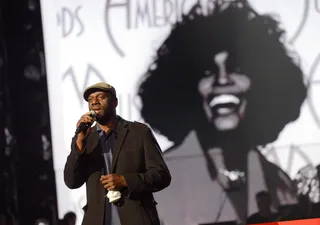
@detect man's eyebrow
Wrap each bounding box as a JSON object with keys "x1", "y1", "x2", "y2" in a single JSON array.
[
  {"x1": 97, "y1": 93, "x2": 108, "y2": 97},
  {"x1": 89, "y1": 93, "x2": 107, "y2": 98}
]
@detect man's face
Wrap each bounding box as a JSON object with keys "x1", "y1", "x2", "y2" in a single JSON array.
[
  {"x1": 198, "y1": 51, "x2": 251, "y2": 131},
  {"x1": 87, "y1": 91, "x2": 117, "y2": 120}
]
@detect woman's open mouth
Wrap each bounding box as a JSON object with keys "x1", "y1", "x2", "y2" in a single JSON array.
[{"x1": 208, "y1": 94, "x2": 241, "y2": 116}]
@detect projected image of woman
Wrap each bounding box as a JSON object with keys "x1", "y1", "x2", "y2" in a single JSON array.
[{"x1": 137, "y1": 0, "x2": 307, "y2": 224}]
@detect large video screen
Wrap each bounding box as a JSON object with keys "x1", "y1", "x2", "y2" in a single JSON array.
[{"x1": 40, "y1": 0, "x2": 320, "y2": 224}]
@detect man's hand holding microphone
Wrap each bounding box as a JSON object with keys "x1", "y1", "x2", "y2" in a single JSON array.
[{"x1": 75, "y1": 110, "x2": 96, "y2": 152}]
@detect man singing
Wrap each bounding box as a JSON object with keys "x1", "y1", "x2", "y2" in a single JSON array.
[{"x1": 64, "y1": 82, "x2": 171, "y2": 225}]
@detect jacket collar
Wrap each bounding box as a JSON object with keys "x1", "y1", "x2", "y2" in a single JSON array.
[{"x1": 86, "y1": 116, "x2": 128, "y2": 171}]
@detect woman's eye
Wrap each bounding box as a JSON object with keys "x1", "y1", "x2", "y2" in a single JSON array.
[{"x1": 204, "y1": 70, "x2": 212, "y2": 76}]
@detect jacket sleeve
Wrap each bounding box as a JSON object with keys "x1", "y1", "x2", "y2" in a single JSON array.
[
  {"x1": 64, "y1": 136, "x2": 89, "y2": 189},
  {"x1": 122, "y1": 127, "x2": 171, "y2": 194}
]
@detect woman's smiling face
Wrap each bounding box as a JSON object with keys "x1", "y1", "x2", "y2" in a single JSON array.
[{"x1": 198, "y1": 51, "x2": 251, "y2": 131}]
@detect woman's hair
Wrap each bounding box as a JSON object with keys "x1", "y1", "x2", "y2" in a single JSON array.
[{"x1": 138, "y1": 0, "x2": 306, "y2": 147}]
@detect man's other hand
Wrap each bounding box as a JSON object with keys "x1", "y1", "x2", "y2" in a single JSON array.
[{"x1": 100, "y1": 174, "x2": 128, "y2": 191}]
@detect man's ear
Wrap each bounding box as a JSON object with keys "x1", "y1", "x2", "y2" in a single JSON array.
[{"x1": 113, "y1": 97, "x2": 118, "y2": 108}]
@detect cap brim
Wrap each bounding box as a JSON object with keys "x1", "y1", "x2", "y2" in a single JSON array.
[{"x1": 83, "y1": 87, "x2": 109, "y2": 101}]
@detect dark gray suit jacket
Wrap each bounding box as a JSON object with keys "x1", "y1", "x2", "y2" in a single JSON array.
[{"x1": 64, "y1": 116, "x2": 171, "y2": 225}]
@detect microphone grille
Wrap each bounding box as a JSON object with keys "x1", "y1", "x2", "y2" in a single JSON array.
[{"x1": 89, "y1": 110, "x2": 97, "y2": 118}]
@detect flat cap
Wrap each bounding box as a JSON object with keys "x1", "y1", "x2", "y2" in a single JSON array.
[{"x1": 83, "y1": 82, "x2": 117, "y2": 101}]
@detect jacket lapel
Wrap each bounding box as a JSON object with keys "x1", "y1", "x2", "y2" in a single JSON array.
[
  {"x1": 86, "y1": 125, "x2": 100, "y2": 153},
  {"x1": 112, "y1": 117, "x2": 128, "y2": 172}
]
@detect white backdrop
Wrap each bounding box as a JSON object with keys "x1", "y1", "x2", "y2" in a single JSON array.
[{"x1": 39, "y1": 0, "x2": 320, "y2": 224}]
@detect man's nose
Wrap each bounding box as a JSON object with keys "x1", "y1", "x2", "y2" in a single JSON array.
[{"x1": 91, "y1": 98, "x2": 99, "y2": 105}]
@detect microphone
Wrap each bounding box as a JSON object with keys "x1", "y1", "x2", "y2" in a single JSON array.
[{"x1": 75, "y1": 110, "x2": 97, "y2": 135}]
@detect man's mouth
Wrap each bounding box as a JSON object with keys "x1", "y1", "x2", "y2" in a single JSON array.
[
  {"x1": 93, "y1": 108, "x2": 102, "y2": 112},
  {"x1": 208, "y1": 94, "x2": 241, "y2": 115}
]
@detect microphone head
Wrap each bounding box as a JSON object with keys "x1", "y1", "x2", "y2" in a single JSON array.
[{"x1": 89, "y1": 110, "x2": 97, "y2": 118}]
